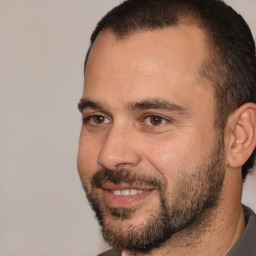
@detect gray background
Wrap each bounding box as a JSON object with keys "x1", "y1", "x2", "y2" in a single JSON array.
[{"x1": 1, "y1": 0, "x2": 255, "y2": 255}]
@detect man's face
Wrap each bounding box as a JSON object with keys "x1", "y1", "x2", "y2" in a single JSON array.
[{"x1": 78, "y1": 26, "x2": 225, "y2": 252}]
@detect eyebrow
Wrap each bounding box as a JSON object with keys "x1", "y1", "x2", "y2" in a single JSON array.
[
  {"x1": 78, "y1": 97, "x2": 188, "y2": 116},
  {"x1": 78, "y1": 98, "x2": 104, "y2": 112},
  {"x1": 126, "y1": 98, "x2": 188, "y2": 114}
]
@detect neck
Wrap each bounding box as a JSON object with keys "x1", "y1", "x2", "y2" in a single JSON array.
[{"x1": 123, "y1": 174, "x2": 245, "y2": 256}]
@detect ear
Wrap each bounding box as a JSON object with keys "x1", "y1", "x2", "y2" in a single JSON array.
[{"x1": 226, "y1": 103, "x2": 256, "y2": 168}]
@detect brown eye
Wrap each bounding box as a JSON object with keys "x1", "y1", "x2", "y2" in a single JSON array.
[
  {"x1": 148, "y1": 115, "x2": 165, "y2": 126},
  {"x1": 86, "y1": 115, "x2": 110, "y2": 125},
  {"x1": 83, "y1": 114, "x2": 111, "y2": 126},
  {"x1": 91, "y1": 115, "x2": 109, "y2": 124}
]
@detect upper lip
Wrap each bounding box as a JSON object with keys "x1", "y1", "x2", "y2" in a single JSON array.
[{"x1": 102, "y1": 183, "x2": 154, "y2": 191}]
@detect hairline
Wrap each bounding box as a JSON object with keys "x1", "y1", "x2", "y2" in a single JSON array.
[{"x1": 84, "y1": 19, "x2": 223, "y2": 130}]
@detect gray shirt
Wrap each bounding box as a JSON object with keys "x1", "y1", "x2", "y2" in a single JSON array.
[
  {"x1": 98, "y1": 205, "x2": 256, "y2": 256},
  {"x1": 226, "y1": 205, "x2": 256, "y2": 256}
]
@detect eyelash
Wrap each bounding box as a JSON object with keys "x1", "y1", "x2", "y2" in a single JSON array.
[
  {"x1": 141, "y1": 115, "x2": 168, "y2": 126},
  {"x1": 82, "y1": 114, "x2": 110, "y2": 125},
  {"x1": 82, "y1": 113, "x2": 171, "y2": 128}
]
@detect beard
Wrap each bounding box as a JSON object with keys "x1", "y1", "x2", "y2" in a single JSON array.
[{"x1": 82, "y1": 140, "x2": 225, "y2": 254}]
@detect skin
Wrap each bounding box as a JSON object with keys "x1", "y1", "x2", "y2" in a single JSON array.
[{"x1": 77, "y1": 25, "x2": 246, "y2": 255}]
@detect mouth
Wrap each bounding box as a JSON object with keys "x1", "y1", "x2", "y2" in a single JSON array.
[
  {"x1": 111, "y1": 189, "x2": 146, "y2": 196},
  {"x1": 102, "y1": 183, "x2": 154, "y2": 207}
]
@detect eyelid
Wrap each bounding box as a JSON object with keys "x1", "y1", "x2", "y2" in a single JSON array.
[
  {"x1": 143, "y1": 113, "x2": 173, "y2": 120},
  {"x1": 82, "y1": 109, "x2": 110, "y2": 118},
  {"x1": 145, "y1": 115, "x2": 166, "y2": 125},
  {"x1": 82, "y1": 112, "x2": 111, "y2": 125},
  {"x1": 140, "y1": 113, "x2": 175, "y2": 127}
]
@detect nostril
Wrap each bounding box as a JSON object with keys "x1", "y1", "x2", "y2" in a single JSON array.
[
  {"x1": 97, "y1": 125, "x2": 142, "y2": 169},
  {"x1": 97, "y1": 144, "x2": 141, "y2": 170}
]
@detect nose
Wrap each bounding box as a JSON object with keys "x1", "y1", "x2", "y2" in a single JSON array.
[{"x1": 97, "y1": 124, "x2": 141, "y2": 170}]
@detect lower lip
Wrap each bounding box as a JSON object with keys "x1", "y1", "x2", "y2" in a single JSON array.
[{"x1": 103, "y1": 189, "x2": 153, "y2": 207}]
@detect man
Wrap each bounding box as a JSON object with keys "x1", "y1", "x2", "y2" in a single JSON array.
[{"x1": 77, "y1": 0, "x2": 256, "y2": 255}]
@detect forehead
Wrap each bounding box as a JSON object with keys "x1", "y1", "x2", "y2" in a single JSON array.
[
  {"x1": 84, "y1": 25, "x2": 213, "y2": 111},
  {"x1": 86, "y1": 24, "x2": 207, "y2": 72}
]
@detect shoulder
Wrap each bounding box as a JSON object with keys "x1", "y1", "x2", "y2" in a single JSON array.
[
  {"x1": 227, "y1": 205, "x2": 256, "y2": 256},
  {"x1": 98, "y1": 248, "x2": 121, "y2": 256}
]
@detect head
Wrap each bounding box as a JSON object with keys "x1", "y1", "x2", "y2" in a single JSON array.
[
  {"x1": 84, "y1": 0, "x2": 256, "y2": 179},
  {"x1": 78, "y1": 0, "x2": 256, "y2": 253}
]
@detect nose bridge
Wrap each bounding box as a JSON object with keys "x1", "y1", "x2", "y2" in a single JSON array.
[{"x1": 97, "y1": 121, "x2": 141, "y2": 169}]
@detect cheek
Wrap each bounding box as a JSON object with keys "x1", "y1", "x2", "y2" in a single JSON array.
[
  {"x1": 77, "y1": 131, "x2": 100, "y2": 183},
  {"x1": 144, "y1": 138, "x2": 185, "y2": 182},
  {"x1": 142, "y1": 133, "x2": 210, "y2": 187}
]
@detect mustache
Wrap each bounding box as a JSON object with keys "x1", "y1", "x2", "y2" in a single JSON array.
[{"x1": 91, "y1": 168, "x2": 165, "y2": 190}]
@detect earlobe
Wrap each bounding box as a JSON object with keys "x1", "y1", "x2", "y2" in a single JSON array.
[{"x1": 227, "y1": 103, "x2": 256, "y2": 168}]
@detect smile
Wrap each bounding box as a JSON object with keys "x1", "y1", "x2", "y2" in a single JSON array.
[
  {"x1": 102, "y1": 185, "x2": 154, "y2": 207},
  {"x1": 111, "y1": 189, "x2": 145, "y2": 196}
]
